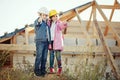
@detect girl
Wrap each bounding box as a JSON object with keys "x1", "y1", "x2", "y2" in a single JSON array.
[{"x1": 48, "y1": 10, "x2": 67, "y2": 76}]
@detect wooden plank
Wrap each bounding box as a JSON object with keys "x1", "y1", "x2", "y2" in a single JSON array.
[
  {"x1": 0, "y1": 44, "x2": 120, "y2": 53},
  {"x1": 61, "y1": 53, "x2": 120, "y2": 57},
  {"x1": 67, "y1": 20, "x2": 120, "y2": 28},
  {"x1": 117, "y1": 1, "x2": 120, "y2": 8},
  {"x1": 77, "y1": 2, "x2": 93, "y2": 13},
  {"x1": 99, "y1": 5, "x2": 120, "y2": 9},
  {"x1": 66, "y1": 24, "x2": 120, "y2": 33},
  {"x1": 63, "y1": 28, "x2": 120, "y2": 35},
  {"x1": 0, "y1": 37, "x2": 12, "y2": 43},
  {"x1": 0, "y1": 28, "x2": 23, "y2": 43},
  {"x1": 75, "y1": 9, "x2": 92, "y2": 46},
  {"x1": 59, "y1": 10, "x2": 76, "y2": 34},
  {"x1": 104, "y1": 0, "x2": 117, "y2": 36},
  {"x1": 64, "y1": 46, "x2": 120, "y2": 53},
  {"x1": 59, "y1": 10, "x2": 76, "y2": 21},
  {"x1": 0, "y1": 44, "x2": 35, "y2": 51},
  {"x1": 92, "y1": 4, "x2": 97, "y2": 37},
  {"x1": 95, "y1": 1, "x2": 120, "y2": 46},
  {"x1": 64, "y1": 33, "x2": 115, "y2": 39},
  {"x1": 86, "y1": 6, "x2": 93, "y2": 31},
  {"x1": 110, "y1": 0, "x2": 118, "y2": 21},
  {"x1": 94, "y1": 19, "x2": 120, "y2": 80},
  {"x1": 27, "y1": 27, "x2": 34, "y2": 32},
  {"x1": 104, "y1": 25, "x2": 109, "y2": 36},
  {"x1": 11, "y1": 35, "x2": 17, "y2": 44},
  {"x1": 59, "y1": 2, "x2": 92, "y2": 21},
  {"x1": 25, "y1": 27, "x2": 29, "y2": 44}
]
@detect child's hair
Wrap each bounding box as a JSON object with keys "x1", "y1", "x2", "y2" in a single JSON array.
[{"x1": 49, "y1": 16, "x2": 53, "y2": 27}]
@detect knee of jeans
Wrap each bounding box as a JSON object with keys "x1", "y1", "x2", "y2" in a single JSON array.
[
  {"x1": 42, "y1": 56, "x2": 47, "y2": 62},
  {"x1": 36, "y1": 55, "x2": 42, "y2": 60}
]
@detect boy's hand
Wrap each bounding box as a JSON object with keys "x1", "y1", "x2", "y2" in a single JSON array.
[{"x1": 38, "y1": 17, "x2": 42, "y2": 22}]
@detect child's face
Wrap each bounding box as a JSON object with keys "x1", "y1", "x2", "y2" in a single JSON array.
[
  {"x1": 51, "y1": 15, "x2": 58, "y2": 21},
  {"x1": 39, "y1": 13, "x2": 48, "y2": 21}
]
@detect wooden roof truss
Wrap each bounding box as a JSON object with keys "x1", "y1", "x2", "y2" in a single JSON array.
[
  {"x1": 0, "y1": 0, "x2": 120, "y2": 79},
  {"x1": 59, "y1": 0, "x2": 120, "y2": 79}
]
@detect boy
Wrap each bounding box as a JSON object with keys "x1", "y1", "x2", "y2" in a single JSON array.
[{"x1": 34, "y1": 7, "x2": 51, "y2": 77}]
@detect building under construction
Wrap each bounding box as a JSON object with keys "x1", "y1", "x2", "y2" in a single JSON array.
[{"x1": 0, "y1": 0, "x2": 120, "y2": 79}]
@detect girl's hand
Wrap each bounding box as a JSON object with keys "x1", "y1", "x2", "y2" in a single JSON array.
[{"x1": 49, "y1": 44, "x2": 52, "y2": 50}]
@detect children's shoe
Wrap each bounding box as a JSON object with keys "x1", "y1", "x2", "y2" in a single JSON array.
[
  {"x1": 49, "y1": 68, "x2": 55, "y2": 74},
  {"x1": 57, "y1": 68, "x2": 62, "y2": 76},
  {"x1": 41, "y1": 71, "x2": 47, "y2": 77}
]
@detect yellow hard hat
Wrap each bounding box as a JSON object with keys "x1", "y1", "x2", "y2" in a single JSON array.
[{"x1": 49, "y1": 10, "x2": 57, "y2": 17}]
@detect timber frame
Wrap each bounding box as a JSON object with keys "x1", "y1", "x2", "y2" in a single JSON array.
[
  {"x1": 60, "y1": 0, "x2": 120, "y2": 79},
  {"x1": 0, "y1": 0, "x2": 120, "y2": 79}
]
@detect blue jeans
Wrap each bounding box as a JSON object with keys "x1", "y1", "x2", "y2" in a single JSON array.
[{"x1": 34, "y1": 40, "x2": 48, "y2": 76}]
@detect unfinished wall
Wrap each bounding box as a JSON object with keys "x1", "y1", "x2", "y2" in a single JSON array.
[{"x1": 13, "y1": 53, "x2": 35, "y2": 68}]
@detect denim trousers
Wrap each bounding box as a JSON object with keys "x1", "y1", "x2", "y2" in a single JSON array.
[
  {"x1": 34, "y1": 40, "x2": 48, "y2": 75},
  {"x1": 49, "y1": 41, "x2": 62, "y2": 68}
]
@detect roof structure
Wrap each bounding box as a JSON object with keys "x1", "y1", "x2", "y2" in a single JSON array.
[
  {"x1": 0, "y1": 27, "x2": 25, "y2": 39},
  {"x1": 0, "y1": 0, "x2": 120, "y2": 79}
]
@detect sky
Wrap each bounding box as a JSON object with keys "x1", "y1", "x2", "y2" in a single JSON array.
[{"x1": 0, "y1": 0, "x2": 120, "y2": 36}]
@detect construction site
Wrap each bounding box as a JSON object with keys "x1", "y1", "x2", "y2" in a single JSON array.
[{"x1": 0, "y1": 0, "x2": 120, "y2": 80}]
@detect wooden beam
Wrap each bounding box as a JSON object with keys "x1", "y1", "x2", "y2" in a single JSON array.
[
  {"x1": 59, "y1": 2, "x2": 92, "y2": 21},
  {"x1": 109, "y1": 0, "x2": 117, "y2": 21},
  {"x1": 92, "y1": 4, "x2": 98, "y2": 37},
  {"x1": 75, "y1": 9, "x2": 92, "y2": 46},
  {"x1": 59, "y1": 10, "x2": 76, "y2": 21},
  {"x1": 59, "y1": 10, "x2": 76, "y2": 34},
  {"x1": 94, "y1": 19, "x2": 120, "y2": 80},
  {"x1": 117, "y1": 1, "x2": 120, "y2": 8},
  {"x1": 77, "y1": 2, "x2": 93, "y2": 13},
  {"x1": 99, "y1": 5, "x2": 120, "y2": 9},
  {"x1": 0, "y1": 37, "x2": 12, "y2": 43},
  {"x1": 27, "y1": 27, "x2": 34, "y2": 32},
  {"x1": 64, "y1": 46, "x2": 120, "y2": 53},
  {"x1": 0, "y1": 44, "x2": 120, "y2": 53},
  {"x1": 64, "y1": 33, "x2": 115, "y2": 39},
  {"x1": 62, "y1": 52, "x2": 120, "y2": 57},
  {"x1": 86, "y1": 6, "x2": 93, "y2": 31},
  {"x1": 0, "y1": 44, "x2": 35, "y2": 51},
  {"x1": 25, "y1": 27, "x2": 29, "y2": 44},
  {"x1": 59, "y1": 2, "x2": 91, "y2": 34},
  {"x1": 95, "y1": 1, "x2": 120, "y2": 46},
  {"x1": 75, "y1": 9, "x2": 82, "y2": 23},
  {"x1": 104, "y1": 0, "x2": 117, "y2": 36},
  {"x1": 10, "y1": 35, "x2": 17, "y2": 44}
]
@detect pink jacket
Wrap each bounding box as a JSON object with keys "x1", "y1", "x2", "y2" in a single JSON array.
[{"x1": 48, "y1": 20, "x2": 67, "y2": 51}]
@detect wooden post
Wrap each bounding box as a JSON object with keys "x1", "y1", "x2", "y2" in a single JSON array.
[
  {"x1": 11, "y1": 36, "x2": 17, "y2": 44},
  {"x1": 25, "y1": 26, "x2": 29, "y2": 45}
]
